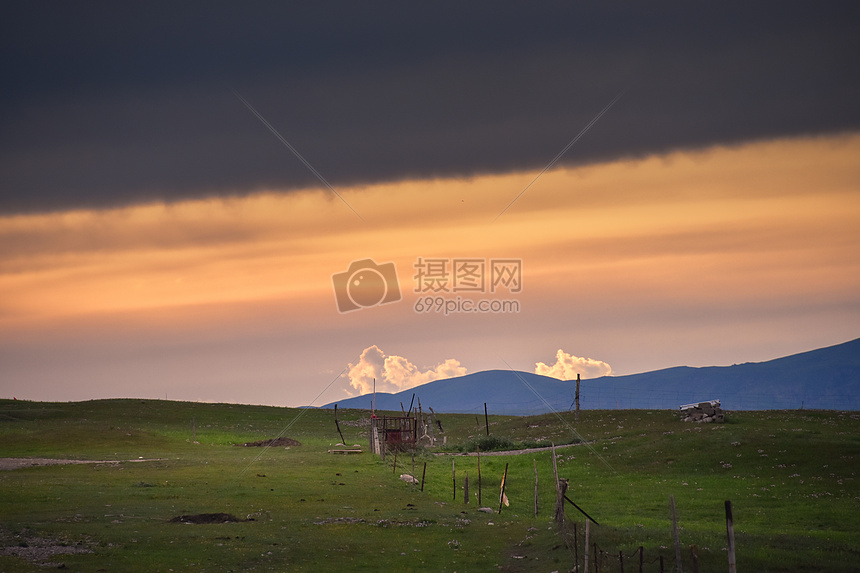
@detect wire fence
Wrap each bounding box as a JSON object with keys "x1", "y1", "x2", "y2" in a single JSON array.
[{"x1": 560, "y1": 521, "x2": 716, "y2": 573}]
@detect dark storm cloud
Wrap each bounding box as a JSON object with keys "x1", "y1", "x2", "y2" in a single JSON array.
[{"x1": 2, "y1": 2, "x2": 858, "y2": 214}]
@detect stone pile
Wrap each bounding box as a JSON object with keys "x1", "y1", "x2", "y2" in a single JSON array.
[{"x1": 679, "y1": 399, "x2": 724, "y2": 423}]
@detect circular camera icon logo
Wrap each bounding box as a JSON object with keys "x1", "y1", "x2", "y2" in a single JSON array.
[
  {"x1": 347, "y1": 269, "x2": 387, "y2": 307},
  {"x1": 332, "y1": 259, "x2": 402, "y2": 313}
]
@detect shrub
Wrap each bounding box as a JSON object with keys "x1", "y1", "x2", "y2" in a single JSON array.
[{"x1": 462, "y1": 435, "x2": 515, "y2": 452}]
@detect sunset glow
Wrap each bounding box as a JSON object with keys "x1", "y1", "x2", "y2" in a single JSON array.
[{"x1": 2, "y1": 134, "x2": 858, "y2": 404}]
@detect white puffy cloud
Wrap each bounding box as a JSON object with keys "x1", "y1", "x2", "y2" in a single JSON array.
[
  {"x1": 345, "y1": 345, "x2": 387, "y2": 396},
  {"x1": 344, "y1": 345, "x2": 467, "y2": 396},
  {"x1": 535, "y1": 349, "x2": 612, "y2": 380}
]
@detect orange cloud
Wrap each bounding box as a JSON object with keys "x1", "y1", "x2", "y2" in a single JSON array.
[{"x1": 0, "y1": 133, "x2": 857, "y2": 336}]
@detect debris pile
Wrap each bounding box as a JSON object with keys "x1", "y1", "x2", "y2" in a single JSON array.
[
  {"x1": 238, "y1": 437, "x2": 301, "y2": 447},
  {"x1": 679, "y1": 400, "x2": 724, "y2": 423}
]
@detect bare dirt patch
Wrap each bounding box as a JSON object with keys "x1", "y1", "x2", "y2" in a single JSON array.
[
  {"x1": 0, "y1": 526, "x2": 94, "y2": 565},
  {"x1": 170, "y1": 513, "x2": 248, "y2": 524},
  {"x1": 436, "y1": 442, "x2": 585, "y2": 457},
  {"x1": 0, "y1": 457, "x2": 163, "y2": 471},
  {"x1": 238, "y1": 437, "x2": 301, "y2": 447}
]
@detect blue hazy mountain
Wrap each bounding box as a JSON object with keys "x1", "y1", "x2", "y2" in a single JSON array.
[{"x1": 322, "y1": 337, "x2": 860, "y2": 414}]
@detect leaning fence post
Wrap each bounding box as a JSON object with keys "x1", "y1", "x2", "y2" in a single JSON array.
[
  {"x1": 498, "y1": 463, "x2": 509, "y2": 513},
  {"x1": 334, "y1": 404, "x2": 346, "y2": 444},
  {"x1": 533, "y1": 458, "x2": 539, "y2": 517},
  {"x1": 420, "y1": 461, "x2": 427, "y2": 492},
  {"x1": 725, "y1": 500, "x2": 737, "y2": 573}
]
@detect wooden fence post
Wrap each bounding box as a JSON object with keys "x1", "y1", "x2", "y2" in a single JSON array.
[
  {"x1": 477, "y1": 446, "x2": 482, "y2": 506},
  {"x1": 670, "y1": 495, "x2": 683, "y2": 573},
  {"x1": 573, "y1": 522, "x2": 579, "y2": 572},
  {"x1": 420, "y1": 461, "x2": 427, "y2": 492},
  {"x1": 498, "y1": 463, "x2": 509, "y2": 513},
  {"x1": 552, "y1": 443, "x2": 567, "y2": 524},
  {"x1": 619, "y1": 550, "x2": 624, "y2": 573},
  {"x1": 464, "y1": 472, "x2": 469, "y2": 504},
  {"x1": 725, "y1": 500, "x2": 737, "y2": 573},
  {"x1": 334, "y1": 404, "x2": 346, "y2": 444},
  {"x1": 556, "y1": 478, "x2": 569, "y2": 524},
  {"x1": 584, "y1": 519, "x2": 591, "y2": 573},
  {"x1": 429, "y1": 406, "x2": 443, "y2": 433},
  {"x1": 484, "y1": 403, "x2": 489, "y2": 436},
  {"x1": 638, "y1": 546, "x2": 644, "y2": 573},
  {"x1": 417, "y1": 397, "x2": 424, "y2": 440},
  {"x1": 452, "y1": 459, "x2": 456, "y2": 501},
  {"x1": 690, "y1": 544, "x2": 699, "y2": 573},
  {"x1": 533, "y1": 458, "x2": 539, "y2": 517},
  {"x1": 575, "y1": 373, "x2": 580, "y2": 422}
]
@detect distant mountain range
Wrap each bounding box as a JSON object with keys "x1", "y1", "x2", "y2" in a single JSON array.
[{"x1": 322, "y1": 337, "x2": 860, "y2": 415}]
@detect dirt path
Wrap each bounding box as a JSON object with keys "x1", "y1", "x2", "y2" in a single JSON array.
[
  {"x1": 438, "y1": 441, "x2": 587, "y2": 457},
  {"x1": 0, "y1": 458, "x2": 164, "y2": 471}
]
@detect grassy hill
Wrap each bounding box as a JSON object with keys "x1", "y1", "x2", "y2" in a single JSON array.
[{"x1": 1, "y1": 398, "x2": 858, "y2": 571}]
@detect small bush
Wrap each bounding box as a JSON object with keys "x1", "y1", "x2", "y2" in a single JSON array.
[
  {"x1": 520, "y1": 440, "x2": 553, "y2": 449},
  {"x1": 462, "y1": 435, "x2": 515, "y2": 453}
]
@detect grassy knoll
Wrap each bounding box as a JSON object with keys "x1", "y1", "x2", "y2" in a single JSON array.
[{"x1": 0, "y1": 399, "x2": 858, "y2": 572}]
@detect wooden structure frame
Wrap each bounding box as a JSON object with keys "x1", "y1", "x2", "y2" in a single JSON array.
[{"x1": 370, "y1": 415, "x2": 416, "y2": 456}]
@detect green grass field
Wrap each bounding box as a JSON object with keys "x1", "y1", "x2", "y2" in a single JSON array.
[{"x1": 1, "y1": 399, "x2": 858, "y2": 572}]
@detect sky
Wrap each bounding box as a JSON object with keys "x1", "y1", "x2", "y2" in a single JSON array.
[{"x1": 1, "y1": 3, "x2": 859, "y2": 407}]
